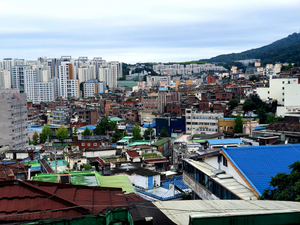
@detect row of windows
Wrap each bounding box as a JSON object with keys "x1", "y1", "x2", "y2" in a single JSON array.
[
  {"x1": 81, "y1": 143, "x2": 98, "y2": 147},
  {"x1": 186, "y1": 116, "x2": 219, "y2": 120},
  {"x1": 183, "y1": 161, "x2": 239, "y2": 200},
  {"x1": 187, "y1": 128, "x2": 218, "y2": 132},
  {"x1": 187, "y1": 122, "x2": 216, "y2": 126}
]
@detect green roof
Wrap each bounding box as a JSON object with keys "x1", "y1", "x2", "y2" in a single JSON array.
[
  {"x1": 24, "y1": 161, "x2": 40, "y2": 167},
  {"x1": 97, "y1": 176, "x2": 135, "y2": 193},
  {"x1": 127, "y1": 140, "x2": 151, "y2": 146},
  {"x1": 31, "y1": 171, "x2": 135, "y2": 193},
  {"x1": 152, "y1": 138, "x2": 169, "y2": 147},
  {"x1": 117, "y1": 136, "x2": 133, "y2": 143},
  {"x1": 109, "y1": 117, "x2": 122, "y2": 122}
]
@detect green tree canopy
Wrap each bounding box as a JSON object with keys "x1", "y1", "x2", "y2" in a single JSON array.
[
  {"x1": 160, "y1": 127, "x2": 169, "y2": 137},
  {"x1": 256, "y1": 108, "x2": 268, "y2": 124},
  {"x1": 132, "y1": 125, "x2": 142, "y2": 140},
  {"x1": 56, "y1": 126, "x2": 69, "y2": 143},
  {"x1": 40, "y1": 125, "x2": 53, "y2": 143},
  {"x1": 228, "y1": 99, "x2": 239, "y2": 110},
  {"x1": 82, "y1": 126, "x2": 92, "y2": 136},
  {"x1": 32, "y1": 131, "x2": 39, "y2": 145},
  {"x1": 260, "y1": 161, "x2": 300, "y2": 201},
  {"x1": 94, "y1": 117, "x2": 117, "y2": 135},
  {"x1": 143, "y1": 127, "x2": 155, "y2": 140},
  {"x1": 83, "y1": 163, "x2": 92, "y2": 171},
  {"x1": 233, "y1": 113, "x2": 243, "y2": 133},
  {"x1": 112, "y1": 128, "x2": 122, "y2": 143}
]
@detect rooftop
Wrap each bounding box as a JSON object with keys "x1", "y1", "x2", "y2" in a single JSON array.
[
  {"x1": 222, "y1": 144, "x2": 300, "y2": 196},
  {"x1": 0, "y1": 180, "x2": 144, "y2": 223}
]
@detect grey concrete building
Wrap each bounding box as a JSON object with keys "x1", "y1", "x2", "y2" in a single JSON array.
[{"x1": 0, "y1": 89, "x2": 28, "y2": 150}]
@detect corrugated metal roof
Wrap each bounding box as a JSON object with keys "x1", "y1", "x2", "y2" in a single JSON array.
[
  {"x1": 184, "y1": 159, "x2": 256, "y2": 200},
  {"x1": 154, "y1": 200, "x2": 300, "y2": 225},
  {"x1": 222, "y1": 144, "x2": 300, "y2": 196}
]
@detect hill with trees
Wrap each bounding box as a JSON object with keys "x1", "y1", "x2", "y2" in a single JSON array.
[{"x1": 201, "y1": 33, "x2": 300, "y2": 65}]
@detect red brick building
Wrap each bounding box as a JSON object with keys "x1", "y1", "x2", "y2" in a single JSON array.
[{"x1": 73, "y1": 136, "x2": 109, "y2": 150}]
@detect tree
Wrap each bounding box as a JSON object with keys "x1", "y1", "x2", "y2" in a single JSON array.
[
  {"x1": 233, "y1": 113, "x2": 243, "y2": 133},
  {"x1": 228, "y1": 99, "x2": 239, "y2": 110},
  {"x1": 160, "y1": 127, "x2": 169, "y2": 137},
  {"x1": 260, "y1": 161, "x2": 300, "y2": 201},
  {"x1": 143, "y1": 127, "x2": 155, "y2": 140},
  {"x1": 40, "y1": 125, "x2": 53, "y2": 143},
  {"x1": 256, "y1": 108, "x2": 268, "y2": 124},
  {"x1": 73, "y1": 125, "x2": 78, "y2": 135},
  {"x1": 132, "y1": 125, "x2": 142, "y2": 140},
  {"x1": 242, "y1": 99, "x2": 257, "y2": 113},
  {"x1": 32, "y1": 132, "x2": 39, "y2": 145},
  {"x1": 94, "y1": 117, "x2": 110, "y2": 135},
  {"x1": 83, "y1": 163, "x2": 92, "y2": 171},
  {"x1": 112, "y1": 128, "x2": 122, "y2": 143},
  {"x1": 56, "y1": 126, "x2": 69, "y2": 143},
  {"x1": 82, "y1": 126, "x2": 92, "y2": 136}
]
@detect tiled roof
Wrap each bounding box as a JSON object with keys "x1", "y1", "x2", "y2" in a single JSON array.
[
  {"x1": 0, "y1": 180, "x2": 138, "y2": 223},
  {"x1": 127, "y1": 151, "x2": 140, "y2": 157},
  {"x1": 222, "y1": 144, "x2": 300, "y2": 196}
]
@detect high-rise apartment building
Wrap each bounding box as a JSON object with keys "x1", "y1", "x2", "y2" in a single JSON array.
[
  {"x1": 59, "y1": 62, "x2": 79, "y2": 98},
  {"x1": 0, "y1": 89, "x2": 28, "y2": 150}
]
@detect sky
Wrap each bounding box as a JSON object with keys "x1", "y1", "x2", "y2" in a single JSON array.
[{"x1": 0, "y1": 0, "x2": 299, "y2": 63}]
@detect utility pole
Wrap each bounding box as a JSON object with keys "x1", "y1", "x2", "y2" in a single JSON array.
[{"x1": 55, "y1": 147, "x2": 57, "y2": 174}]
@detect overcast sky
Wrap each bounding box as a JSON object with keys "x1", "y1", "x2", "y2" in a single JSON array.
[{"x1": 0, "y1": 0, "x2": 299, "y2": 63}]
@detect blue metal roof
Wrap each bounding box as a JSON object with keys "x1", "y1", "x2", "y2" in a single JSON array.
[
  {"x1": 143, "y1": 122, "x2": 156, "y2": 128},
  {"x1": 78, "y1": 125, "x2": 96, "y2": 130},
  {"x1": 222, "y1": 144, "x2": 300, "y2": 196},
  {"x1": 207, "y1": 138, "x2": 243, "y2": 145},
  {"x1": 161, "y1": 176, "x2": 189, "y2": 190}
]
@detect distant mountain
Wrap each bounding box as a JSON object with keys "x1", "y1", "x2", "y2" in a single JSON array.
[{"x1": 202, "y1": 33, "x2": 300, "y2": 65}]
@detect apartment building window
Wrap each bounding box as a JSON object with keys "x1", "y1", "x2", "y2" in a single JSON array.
[
  {"x1": 93, "y1": 143, "x2": 97, "y2": 146},
  {"x1": 87, "y1": 143, "x2": 90, "y2": 146},
  {"x1": 282, "y1": 81, "x2": 285, "y2": 84},
  {"x1": 282, "y1": 87, "x2": 285, "y2": 90},
  {"x1": 82, "y1": 143, "x2": 85, "y2": 146}
]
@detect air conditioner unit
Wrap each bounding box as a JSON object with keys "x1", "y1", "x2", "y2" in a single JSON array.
[{"x1": 58, "y1": 174, "x2": 71, "y2": 184}]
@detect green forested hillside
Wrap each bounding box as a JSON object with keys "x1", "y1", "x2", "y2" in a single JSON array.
[{"x1": 203, "y1": 33, "x2": 300, "y2": 65}]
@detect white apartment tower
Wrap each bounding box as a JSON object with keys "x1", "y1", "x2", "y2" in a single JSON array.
[
  {"x1": 59, "y1": 62, "x2": 79, "y2": 98},
  {"x1": 0, "y1": 89, "x2": 28, "y2": 150}
]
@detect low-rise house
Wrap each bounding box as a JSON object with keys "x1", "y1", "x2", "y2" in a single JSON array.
[
  {"x1": 83, "y1": 147, "x2": 117, "y2": 158},
  {"x1": 73, "y1": 135, "x2": 110, "y2": 150},
  {"x1": 65, "y1": 152, "x2": 88, "y2": 170},
  {"x1": 152, "y1": 138, "x2": 171, "y2": 156}
]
